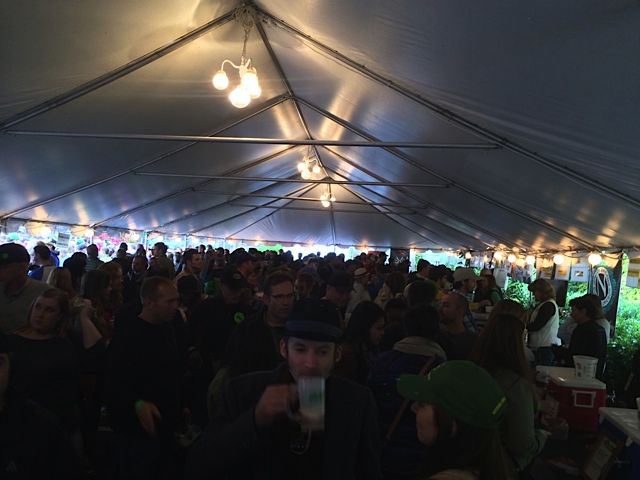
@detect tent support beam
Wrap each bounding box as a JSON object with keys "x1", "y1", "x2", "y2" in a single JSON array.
[
  {"x1": 256, "y1": 18, "x2": 336, "y2": 245},
  {"x1": 0, "y1": 11, "x2": 235, "y2": 130},
  {"x1": 227, "y1": 204, "x2": 417, "y2": 215},
  {"x1": 193, "y1": 184, "x2": 318, "y2": 237},
  {"x1": 322, "y1": 165, "x2": 487, "y2": 250},
  {"x1": 157, "y1": 175, "x2": 313, "y2": 231},
  {"x1": 0, "y1": 95, "x2": 290, "y2": 221},
  {"x1": 194, "y1": 190, "x2": 422, "y2": 209},
  {"x1": 140, "y1": 173, "x2": 449, "y2": 188},
  {"x1": 260, "y1": 9, "x2": 640, "y2": 213},
  {"x1": 90, "y1": 145, "x2": 299, "y2": 227},
  {"x1": 5, "y1": 131, "x2": 497, "y2": 149},
  {"x1": 300, "y1": 98, "x2": 593, "y2": 249},
  {"x1": 323, "y1": 146, "x2": 516, "y2": 249}
]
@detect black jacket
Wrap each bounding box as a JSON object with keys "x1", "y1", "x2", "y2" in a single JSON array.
[{"x1": 186, "y1": 364, "x2": 383, "y2": 480}]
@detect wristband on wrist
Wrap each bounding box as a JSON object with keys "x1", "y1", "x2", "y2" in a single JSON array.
[{"x1": 134, "y1": 399, "x2": 145, "y2": 414}]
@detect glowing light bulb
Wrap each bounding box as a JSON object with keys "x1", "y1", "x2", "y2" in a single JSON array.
[
  {"x1": 330, "y1": 196, "x2": 336, "y2": 202},
  {"x1": 40, "y1": 226, "x2": 51, "y2": 237},
  {"x1": 229, "y1": 85, "x2": 250, "y2": 108},
  {"x1": 507, "y1": 254, "x2": 516, "y2": 263},
  {"x1": 312, "y1": 164, "x2": 321, "y2": 174},
  {"x1": 525, "y1": 255, "x2": 535, "y2": 265},
  {"x1": 588, "y1": 252, "x2": 602, "y2": 265},
  {"x1": 494, "y1": 251, "x2": 503, "y2": 260},
  {"x1": 130, "y1": 232, "x2": 140, "y2": 241},
  {"x1": 320, "y1": 194, "x2": 327, "y2": 201},
  {"x1": 248, "y1": 84, "x2": 261, "y2": 99},
  {"x1": 84, "y1": 228, "x2": 94, "y2": 238},
  {"x1": 241, "y1": 68, "x2": 259, "y2": 89},
  {"x1": 321, "y1": 201, "x2": 330, "y2": 208},
  {"x1": 465, "y1": 252, "x2": 472, "y2": 259},
  {"x1": 297, "y1": 162, "x2": 306, "y2": 172},
  {"x1": 301, "y1": 169, "x2": 311, "y2": 180},
  {"x1": 553, "y1": 254, "x2": 565, "y2": 265},
  {"x1": 212, "y1": 70, "x2": 229, "y2": 90}
]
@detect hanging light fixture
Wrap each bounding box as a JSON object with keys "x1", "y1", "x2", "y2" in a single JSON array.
[
  {"x1": 465, "y1": 251, "x2": 472, "y2": 260},
  {"x1": 588, "y1": 252, "x2": 602, "y2": 265},
  {"x1": 297, "y1": 146, "x2": 322, "y2": 180},
  {"x1": 85, "y1": 228, "x2": 95, "y2": 238},
  {"x1": 553, "y1": 253, "x2": 565, "y2": 265},
  {"x1": 494, "y1": 251, "x2": 504, "y2": 261},
  {"x1": 507, "y1": 253, "x2": 517, "y2": 263},
  {"x1": 320, "y1": 185, "x2": 336, "y2": 208},
  {"x1": 525, "y1": 255, "x2": 536, "y2": 265},
  {"x1": 212, "y1": 6, "x2": 261, "y2": 108}
]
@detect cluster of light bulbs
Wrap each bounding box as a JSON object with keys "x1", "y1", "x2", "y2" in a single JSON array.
[
  {"x1": 212, "y1": 59, "x2": 261, "y2": 108},
  {"x1": 320, "y1": 190, "x2": 336, "y2": 208},
  {"x1": 297, "y1": 157, "x2": 321, "y2": 180}
]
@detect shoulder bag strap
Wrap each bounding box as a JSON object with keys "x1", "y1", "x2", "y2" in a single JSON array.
[{"x1": 384, "y1": 355, "x2": 437, "y2": 442}]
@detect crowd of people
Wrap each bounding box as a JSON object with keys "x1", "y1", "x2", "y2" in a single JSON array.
[{"x1": 0, "y1": 240, "x2": 612, "y2": 479}]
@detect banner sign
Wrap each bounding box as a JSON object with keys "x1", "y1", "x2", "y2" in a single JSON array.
[{"x1": 589, "y1": 253, "x2": 623, "y2": 333}]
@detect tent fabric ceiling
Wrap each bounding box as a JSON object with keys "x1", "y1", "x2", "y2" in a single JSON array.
[{"x1": 1, "y1": 0, "x2": 639, "y2": 253}]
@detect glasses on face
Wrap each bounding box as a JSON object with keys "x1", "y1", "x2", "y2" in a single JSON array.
[
  {"x1": 290, "y1": 429, "x2": 312, "y2": 455},
  {"x1": 270, "y1": 293, "x2": 295, "y2": 301}
]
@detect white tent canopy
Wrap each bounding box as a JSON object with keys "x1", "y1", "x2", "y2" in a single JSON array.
[{"x1": 2, "y1": 0, "x2": 639, "y2": 253}]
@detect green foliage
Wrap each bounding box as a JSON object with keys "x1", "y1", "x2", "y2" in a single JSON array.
[{"x1": 504, "y1": 278, "x2": 532, "y2": 307}]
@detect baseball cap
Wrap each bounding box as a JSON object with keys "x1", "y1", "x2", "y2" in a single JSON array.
[
  {"x1": 284, "y1": 298, "x2": 343, "y2": 342},
  {"x1": 298, "y1": 266, "x2": 320, "y2": 282},
  {"x1": 453, "y1": 267, "x2": 481, "y2": 282},
  {"x1": 220, "y1": 268, "x2": 248, "y2": 290},
  {"x1": 0, "y1": 243, "x2": 30, "y2": 267},
  {"x1": 397, "y1": 360, "x2": 506, "y2": 429},
  {"x1": 327, "y1": 271, "x2": 353, "y2": 292},
  {"x1": 234, "y1": 251, "x2": 257, "y2": 266}
]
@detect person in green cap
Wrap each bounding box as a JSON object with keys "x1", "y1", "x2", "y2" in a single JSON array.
[{"x1": 397, "y1": 360, "x2": 509, "y2": 480}]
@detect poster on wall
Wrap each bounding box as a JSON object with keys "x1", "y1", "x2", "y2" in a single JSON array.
[
  {"x1": 589, "y1": 253, "x2": 623, "y2": 333},
  {"x1": 571, "y1": 265, "x2": 589, "y2": 282},
  {"x1": 553, "y1": 265, "x2": 570, "y2": 281},
  {"x1": 626, "y1": 253, "x2": 640, "y2": 288},
  {"x1": 390, "y1": 249, "x2": 409, "y2": 267},
  {"x1": 538, "y1": 265, "x2": 553, "y2": 279}
]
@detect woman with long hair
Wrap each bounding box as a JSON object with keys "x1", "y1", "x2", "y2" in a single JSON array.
[
  {"x1": 77, "y1": 269, "x2": 113, "y2": 340},
  {"x1": 333, "y1": 301, "x2": 386, "y2": 384},
  {"x1": 469, "y1": 312, "x2": 547, "y2": 477},
  {"x1": 375, "y1": 271, "x2": 407, "y2": 309},
  {"x1": 526, "y1": 278, "x2": 560, "y2": 366},
  {"x1": 46, "y1": 266, "x2": 75, "y2": 300},
  {"x1": 476, "y1": 274, "x2": 502, "y2": 309},
  {"x1": 397, "y1": 361, "x2": 509, "y2": 480},
  {"x1": 9, "y1": 288, "x2": 104, "y2": 458}
]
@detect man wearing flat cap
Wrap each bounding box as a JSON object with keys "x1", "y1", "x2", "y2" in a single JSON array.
[
  {"x1": 0, "y1": 243, "x2": 52, "y2": 334},
  {"x1": 187, "y1": 298, "x2": 382, "y2": 480}
]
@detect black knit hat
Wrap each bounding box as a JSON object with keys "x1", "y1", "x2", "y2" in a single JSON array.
[{"x1": 284, "y1": 298, "x2": 342, "y2": 342}]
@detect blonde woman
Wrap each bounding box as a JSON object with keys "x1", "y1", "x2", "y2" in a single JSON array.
[{"x1": 527, "y1": 279, "x2": 560, "y2": 366}]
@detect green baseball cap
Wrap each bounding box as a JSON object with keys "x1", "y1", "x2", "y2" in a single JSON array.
[{"x1": 397, "y1": 360, "x2": 506, "y2": 429}]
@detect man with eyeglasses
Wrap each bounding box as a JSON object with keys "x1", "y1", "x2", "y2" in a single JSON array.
[
  {"x1": 261, "y1": 271, "x2": 296, "y2": 344},
  {"x1": 186, "y1": 298, "x2": 382, "y2": 480}
]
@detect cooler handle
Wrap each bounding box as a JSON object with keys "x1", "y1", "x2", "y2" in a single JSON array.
[{"x1": 572, "y1": 390, "x2": 595, "y2": 408}]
